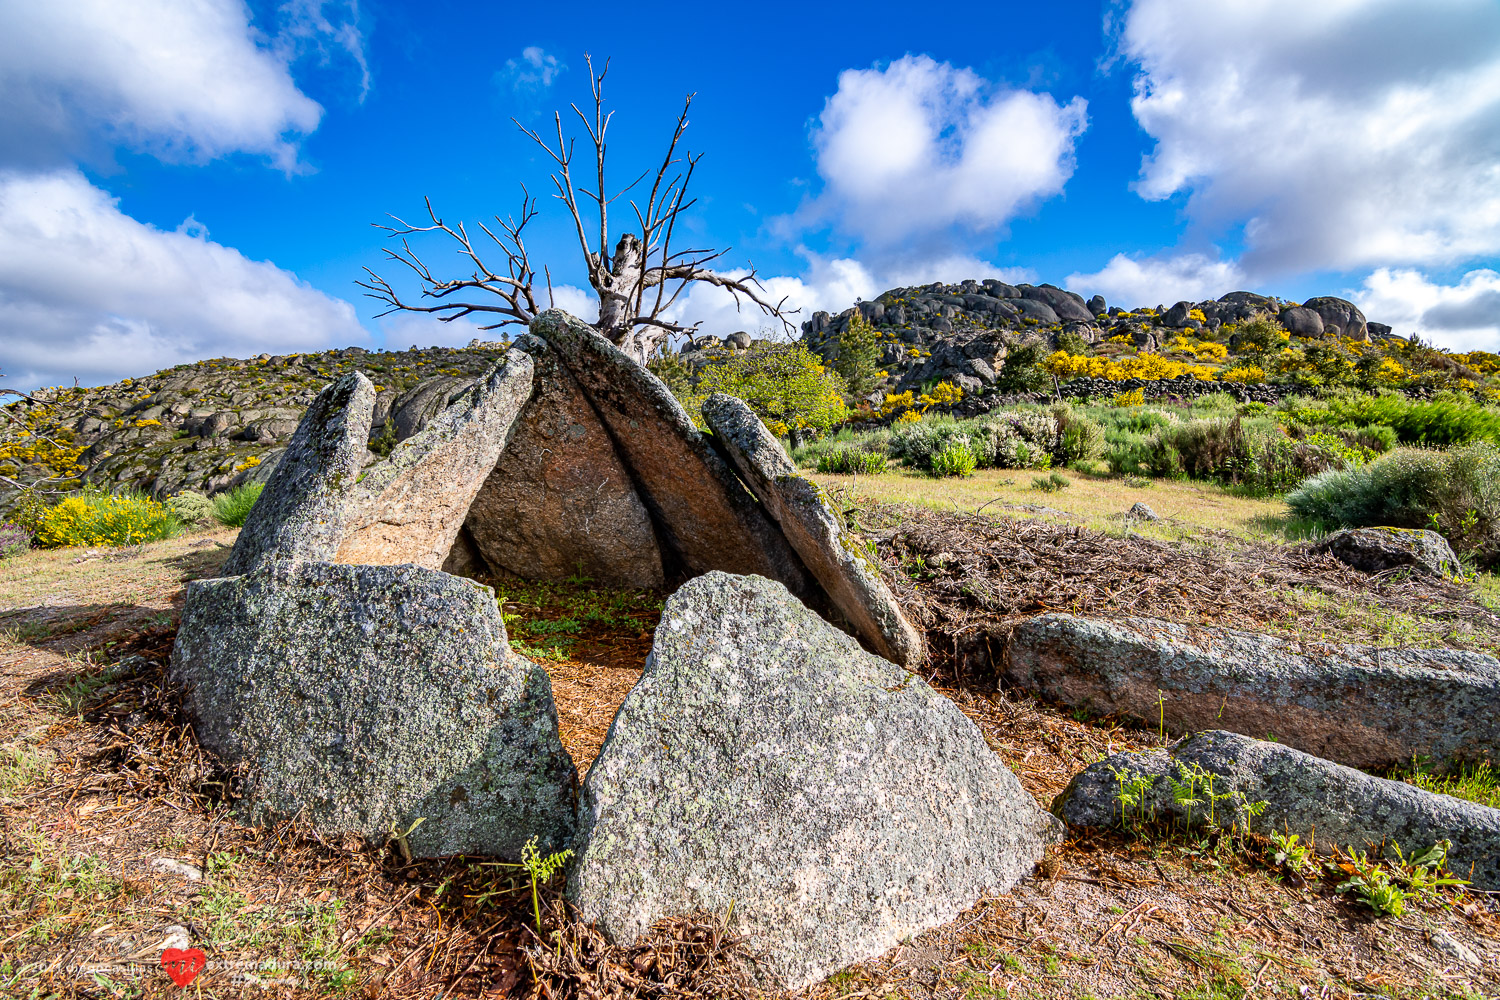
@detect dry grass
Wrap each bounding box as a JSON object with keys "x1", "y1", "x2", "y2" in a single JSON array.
[
  {"x1": 808, "y1": 468, "x2": 1288, "y2": 541},
  {"x1": 1, "y1": 513, "x2": 1497, "y2": 999}
]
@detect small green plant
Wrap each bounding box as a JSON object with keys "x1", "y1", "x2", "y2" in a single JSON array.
[
  {"x1": 817, "y1": 447, "x2": 888, "y2": 475},
  {"x1": 1402, "y1": 757, "x2": 1499, "y2": 809},
  {"x1": 1265, "y1": 831, "x2": 1318, "y2": 877},
  {"x1": 368, "y1": 420, "x2": 399, "y2": 458},
  {"x1": 211, "y1": 482, "x2": 264, "y2": 527},
  {"x1": 1031, "y1": 470, "x2": 1070, "y2": 492},
  {"x1": 492, "y1": 836, "x2": 575, "y2": 930},
  {"x1": 1389, "y1": 840, "x2": 1469, "y2": 902},
  {"x1": 1111, "y1": 767, "x2": 1157, "y2": 833},
  {"x1": 1336, "y1": 848, "x2": 1408, "y2": 917},
  {"x1": 930, "y1": 440, "x2": 977, "y2": 478},
  {"x1": 0, "y1": 522, "x2": 30, "y2": 558}
]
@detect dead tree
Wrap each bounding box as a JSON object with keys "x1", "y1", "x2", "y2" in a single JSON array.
[{"x1": 359, "y1": 55, "x2": 792, "y2": 366}]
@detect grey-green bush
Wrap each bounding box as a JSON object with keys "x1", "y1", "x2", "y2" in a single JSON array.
[
  {"x1": 167, "y1": 490, "x2": 213, "y2": 524},
  {"x1": 1286, "y1": 443, "x2": 1500, "y2": 565}
]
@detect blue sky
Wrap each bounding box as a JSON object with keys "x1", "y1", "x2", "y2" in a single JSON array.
[{"x1": 2, "y1": 0, "x2": 1498, "y2": 390}]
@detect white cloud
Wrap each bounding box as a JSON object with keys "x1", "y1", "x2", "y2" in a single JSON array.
[
  {"x1": 1121, "y1": 0, "x2": 1500, "y2": 277},
  {"x1": 0, "y1": 171, "x2": 365, "y2": 391},
  {"x1": 498, "y1": 46, "x2": 565, "y2": 94},
  {"x1": 1064, "y1": 252, "x2": 1247, "y2": 308},
  {"x1": 274, "y1": 0, "x2": 371, "y2": 104},
  {"x1": 1351, "y1": 268, "x2": 1500, "y2": 352},
  {"x1": 807, "y1": 55, "x2": 1088, "y2": 246},
  {"x1": 0, "y1": 0, "x2": 327, "y2": 170},
  {"x1": 546, "y1": 284, "x2": 598, "y2": 324}
]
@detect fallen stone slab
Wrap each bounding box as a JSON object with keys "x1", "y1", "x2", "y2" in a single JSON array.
[
  {"x1": 464, "y1": 334, "x2": 665, "y2": 588},
  {"x1": 1053, "y1": 730, "x2": 1500, "y2": 890},
  {"x1": 1003, "y1": 614, "x2": 1500, "y2": 770},
  {"x1": 701, "y1": 392, "x2": 924, "y2": 667},
  {"x1": 535, "y1": 310, "x2": 810, "y2": 594},
  {"x1": 1312, "y1": 526, "x2": 1464, "y2": 581},
  {"x1": 334, "y1": 352, "x2": 533, "y2": 570},
  {"x1": 171, "y1": 560, "x2": 576, "y2": 858},
  {"x1": 568, "y1": 572, "x2": 1058, "y2": 991},
  {"x1": 222, "y1": 372, "x2": 374, "y2": 576}
]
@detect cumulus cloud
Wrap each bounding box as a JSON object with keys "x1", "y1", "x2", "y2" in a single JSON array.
[
  {"x1": 1352, "y1": 268, "x2": 1500, "y2": 352},
  {"x1": 1064, "y1": 252, "x2": 1247, "y2": 308},
  {"x1": 0, "y1": 0, "x2": 332, "y2": 171},
  {"x1": 0, "y1": 171, "x2": 365, "y2": 391},
  {"x1": 497, "y1": 46, "x2": 565, "y2": 94},
  {"x1": 806, "y1": 55, "x2": 1088, "y2": 247},
  {"x1": 1121, "y1": 0, "x2": 1500, "y2": 277}
]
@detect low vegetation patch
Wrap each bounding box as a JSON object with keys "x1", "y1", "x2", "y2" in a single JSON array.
[
  {"x1": 33, "y1": 489, "x2": 180, "y2": 548},
  {"x1": 209, "y1": 481, "x2": 264, "y2": 528}
]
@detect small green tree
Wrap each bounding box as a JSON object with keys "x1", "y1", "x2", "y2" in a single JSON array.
[
  {"x1": 834, "y1": 313, "x2": 883, "y2": 401},
  {"x1": 698, "y1": 343, "x2": 847, "y2": 435},
  {"x1": 994, "y1": 343, "x2": 1051, "y2": 394}
]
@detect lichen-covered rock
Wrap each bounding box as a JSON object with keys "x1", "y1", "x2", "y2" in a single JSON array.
[
  {"x1": 701, "y1": 393, "x2": 924, "y2": 667},
  {"x1": 464, "y1": 334, "x2": 664, "y2": 588},
  {"x1": 1312, "y1": 526, "x2": 1464, "y2": 581},
  {"x1": 335, "y1": 352, "x2": 533, "y2": 570},
  {"x1": 534, "y1": 310, "x2": 810, "y2": 594},
  {"x1": 568, "y1": 572, "x2": 1057, "y2": 990},
  {"x1": 222, "y1": 372, "x2": 375, "y2": 576},
  {"x1": 170, "y1": 560, "x2": 576, "y2": 858},
  {"x1": 1003, "y1": 614, "x2": 1500, "y2": 770},
  {"x1": 1053, "y1": 730, "x2": 1500, "y2": 890}
]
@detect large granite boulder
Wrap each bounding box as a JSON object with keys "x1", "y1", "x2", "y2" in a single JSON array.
[
  {"x1": 701, "y1": 393, "x2": 924, "y2": 667},
  {"x1": 464, "y1": 335, "x2": 665, "y2": 589},
  {"x1": 335, "y1": 352, "x2": 534, "y2": 570},
  {"x1": 534, "y1": 310, "x2": 810, "y2": 594},
  {"x1": 1003, "y1": 614, "x2": 1500, "y2": 770},
  {"x1": 1303, "y1": 296, "x2": 1367, "y2": 340},
  {"x1": 1053, "y1": 730, "x2": 1500, "y2": 890},
  {"x1": 222, "y1": 372, "x2": 374, "y2": 576},
  {"x1": 1279, "y1": 306, "x2": 1325, "y2": 338},
  {"x1": 388, "y1": 375, "x2": 479, "y2": 442},
  {"x1": 170, "y1": 560, "x2": 577, "y2": 858},
  {"x1": 1312, "y1": 526, "x2": 1464, "y2": 581},
  {"x1": 568, "y1": 572, "x2": 1057, "y2": 990}
]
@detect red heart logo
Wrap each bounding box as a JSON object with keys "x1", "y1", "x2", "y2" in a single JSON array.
[{"x1": 160, "y1": 947, "x2": 206, "y2": 987}]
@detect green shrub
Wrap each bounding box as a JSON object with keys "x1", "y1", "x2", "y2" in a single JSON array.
[
  {"x1": 816, "y1": 447, "x2": 888, "y2": 475},
  {"x1": 167, "y1": 490, "x2": 213, "y2": 524},
  {"x1": 1286, "y1": 443, "x2": 1500, "y2": 564},
  {"x1": 994, "y1": 342, "x2": 1051, "y2": 394},
  {"x1": 1053, "y1": 405, "x2": 1106, "y2": 465},
  {"x1": 696, "y1": 343, "x2": 848, "y2": 435},
  {"x1": 211, "y1": 482, "x2": 264, "y2": 527},
  {"x1": 35, "y1": 489, "x2": 181, "y2": 548},
  {"x1": 1280, "y1": 393, "x2": 1500, "y2": 448},
  {"x1": 1032, "y1": 470, "x2": 1070, "y2": 492},
  {"x1": 833, "y1": 313, "x2": 883, "y2": 401},
  {"x1": 929, "y1": 440, "x2": 977, "y2": 478}
]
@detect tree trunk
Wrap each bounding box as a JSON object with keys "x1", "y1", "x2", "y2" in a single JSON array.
[{"x1": 591, "y1": 234, "x2": 667, "y2": 366}]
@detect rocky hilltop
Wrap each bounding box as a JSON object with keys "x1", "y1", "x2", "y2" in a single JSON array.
[
  {"x1": 1, "y1": 344, "x2": 509, "y2": 504},
  {"x1": 798, "y1": 280, "x2": 1391, "y2": 402}
]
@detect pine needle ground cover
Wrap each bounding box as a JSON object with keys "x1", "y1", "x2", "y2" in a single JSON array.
[{"x1": 0, "y1": 509, "x2": 1495, "y2": 999}]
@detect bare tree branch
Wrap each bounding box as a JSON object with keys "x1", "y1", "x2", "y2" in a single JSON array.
[{"x1": 363, "y1": 54, "x2": 797, "y2": 365}]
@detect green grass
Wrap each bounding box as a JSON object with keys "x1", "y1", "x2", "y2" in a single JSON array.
[
  {"x1": 0, "y1": 744, "x2": 52, "y2": 797},
  {"x1": 1400, "y1": 759, "x2": 1499, "y2": 809},
  {"x1": 211, "y1": 482, "x2": 264, "y2": 527}
]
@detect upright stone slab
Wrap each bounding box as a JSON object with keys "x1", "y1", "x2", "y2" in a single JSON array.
[
  {"x1": 464, "y1": 336, "x2": 665, "y2": 588},
  {"x1": 701, "y1": 393, "x2": 924, "y2": 667},
  {"x1": 334, "y1": 352, "x2": 534, "y2": 570},
  {"x1": 534, "y1": 310, "x2": 810, "y2": 594},
  {"x1": 568, "y1": 572, "x2": 1058, "y2": 990},
  {"x1": 170, "y1": 561, "x2": 577, "y2": 858},
  {"x1": 1004, "y1": 614, "x2": 1500, "y2": 769},
  {"x1": 222, "y1": 372, "x2": 374, "y2": 576},
  {"x1": 1054, "y1": 730, "x2": 1500, "y2": 890}
]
